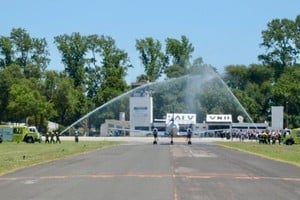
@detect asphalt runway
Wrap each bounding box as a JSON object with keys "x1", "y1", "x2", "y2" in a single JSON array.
[{"x1": 0, "y1": 138, "x2": 300, "y2": 200}]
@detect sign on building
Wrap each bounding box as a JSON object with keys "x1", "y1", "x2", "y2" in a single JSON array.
[
  {"x1": 206, "y1": 114, "x2": 232, "y2": 122},
  {"x1": 166, "y1": 113, "x2": 196, "y2": 124}
]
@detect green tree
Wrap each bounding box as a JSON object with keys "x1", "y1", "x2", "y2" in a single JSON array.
[
  {"x1": 224, "y1": 64, "x2": 274, "y2": 123},
  {"x1": 0, "y1": 64, "x2": 24, "y2": 121},
  {"x1": 244, "y1": 82, "x2": 272, "y2": 122},
  {"x1": 135, "y1": 37, "x2": 167, "y2": 81},
  {"x1": 52, "y1": 77, "x2": 79, "y2": 125},
  {"x1": 0, "y1": 28, "x2": 50, "y2": 78},
  {"x1": 247, "y1": 64, "x2": 274, "y2": 84},
  {"x1": 223, "y1": 65, "x2": 249, "y2": 90},
  {"x1": 232, "y1": 89, "x2": 260, "y2": 122},
  {"x1": 296, "y1": 15, "x2": 300, "y2": 50},
  {"x1": 42, "y1": 71, "x2": 87, "y2": 127},
  {"x1": 85, "y1": 35, "x2": 103, "y2": 99},
  {"x1": 43, "y1": 70, "x2": 60, "y2": 102},
  {"x1": 0, "y1": 36, "x2": 13, "y2": 68},
  {"x1": 7, "y1": 79, "x2": 52, "y2": 126},
  {"x1": 189, "y1": 57, "x2": 218, "y2": 75},
  {"x1": 95, "y1": 36, "x2": 130, "y2": 106},
  {"x1": 272, "y1": 66, "x2": 300, "y2": 128},
  {"x1": 54, "y1": 32, "x2": 87, "y2": 87},
  {"x1": 135, "y1": 74, "x2": 149, "y2": 83},
  {"x1": 165, "y1": 35, "x2": 194, "y2": 78},
  {"x1": 258, "y1": 16, "x2": 300, "y2": 79}
]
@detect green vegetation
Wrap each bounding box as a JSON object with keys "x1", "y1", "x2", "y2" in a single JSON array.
[
  {"x1": 0, "y1": 141, "x2": 121, "y2": 176},
  {"x1": 0, "y1": 14, "x2": 300, "y2": 132},
  {"x1": 217, "y1": 141, "x2": 300, "y2": 167}
]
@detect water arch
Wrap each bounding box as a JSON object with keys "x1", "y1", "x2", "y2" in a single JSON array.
[{"x1": 61, "y1": 66, "x2": 257, "y2": 136}]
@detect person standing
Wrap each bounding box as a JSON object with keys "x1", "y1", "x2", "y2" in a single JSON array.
[
  {"x1": 75, "y1": 131, "x2": 79, "y2": 143},
  {"x1": 153, "y1": 128, "x2": 158, "y2": 144},
  {"x1": 55, "y1": 131, "x2": 61, "y2": 143},
  {"x1": 187, "y1": 128, "x2": 192, "y2": 144},
  {"x1": 50, "y1": 131, "x2": 55, "y2": 143},
  {"x1": 45, "y1": 131, "x2": 50, "y2": 143}
]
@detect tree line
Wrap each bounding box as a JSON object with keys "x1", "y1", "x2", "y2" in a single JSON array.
[{"x1": 0, "y1": 15, "x2": 299, "y2": 132}]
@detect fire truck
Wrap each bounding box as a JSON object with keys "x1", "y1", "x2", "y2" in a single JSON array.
[{"x1": 0, "y1": 125, "x2": 41, "y2": 143}]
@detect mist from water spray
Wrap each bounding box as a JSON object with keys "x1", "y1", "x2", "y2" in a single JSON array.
[
  {"x1": 200, "y1": 66, "x2": 256, "y2": 125},
  {"x1": 205, "y1": 66, "x2": 256, "y2": 126},
  {"x1": 182, "y1": 65, "x2": 256, "y2": 124}
]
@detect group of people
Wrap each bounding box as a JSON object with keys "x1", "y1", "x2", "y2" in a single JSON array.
[
  {"x1": 45, "y1": 130, "x2": 61, "y2": 143},
  {"x1": 230, "y1": 129, "x2": 283, "y2": 144},
  {"x1": 258, "y1": 130, "x2": 282, "y2": 144}
]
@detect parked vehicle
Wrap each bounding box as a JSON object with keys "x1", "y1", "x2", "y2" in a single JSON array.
[
  {"x1": 283, "y1": 128, "x2": 300, "y2": 145},
  {"x1": 0, "y1": 125, "x2": 41, "y2": 143}
]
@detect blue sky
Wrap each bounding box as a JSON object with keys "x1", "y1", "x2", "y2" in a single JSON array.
[{"x1": 1, "y1": 0, "x2": 299, "y2": 83}]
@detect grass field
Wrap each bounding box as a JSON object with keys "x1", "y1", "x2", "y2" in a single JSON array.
[
  {"x1": 217, "y1": 141, "x2": 300, "y2": 167},
  {"x1": 0, "y1": 141, "x2": 121, "y2": 176}
]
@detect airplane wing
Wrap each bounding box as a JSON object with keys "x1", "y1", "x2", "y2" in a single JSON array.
[{"x1": 107, "y1": 127, "x2": 152, "y2": 137}]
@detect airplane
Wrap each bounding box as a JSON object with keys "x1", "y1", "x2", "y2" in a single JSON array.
[
  {"x1": 106, "y1": 109, "x2": 194, "y2": 145},
  {"x1": 153, "y1": 116, "x2": 192, "y2": 145},
  {"x1": 107, "y1": 120, "x2": 193, "y2": 145},
  {"x1": 165, "y1": 117, "x2": 178, "y2": 145}
]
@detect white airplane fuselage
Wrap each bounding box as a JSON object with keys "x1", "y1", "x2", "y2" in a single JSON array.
[{"x1": 166, "y1": 120, "x2": 179, "y2": 137}]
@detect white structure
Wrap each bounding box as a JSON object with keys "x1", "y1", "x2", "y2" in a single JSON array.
[
  {"x1": 129, "y1": 93, "x2": 153, "y2": 136},
  {"x1": 271, "y1": 106, "x2": 284, "y2": 130},
  {"x1": 100, "y1": 119, "x2": 130, "y2": 136},
  {"x1": 48, "y1": 121, "x2": 59, "y2": 131}
]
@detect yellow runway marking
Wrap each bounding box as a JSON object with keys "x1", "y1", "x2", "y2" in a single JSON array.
[
  {"x1": 1, "y1": 172, "x2": 300, "y2": 182},
  {"x1": 40, "y1": 176, "x2": 67, "y2": 179},
  {"x1": 174, "y1": 187, "x2": 178, "y2": 200}
]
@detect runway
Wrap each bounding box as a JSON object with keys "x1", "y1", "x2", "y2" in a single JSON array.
[{"x1": 0, "y1": 139, "x2": 299, "y2": 200}]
